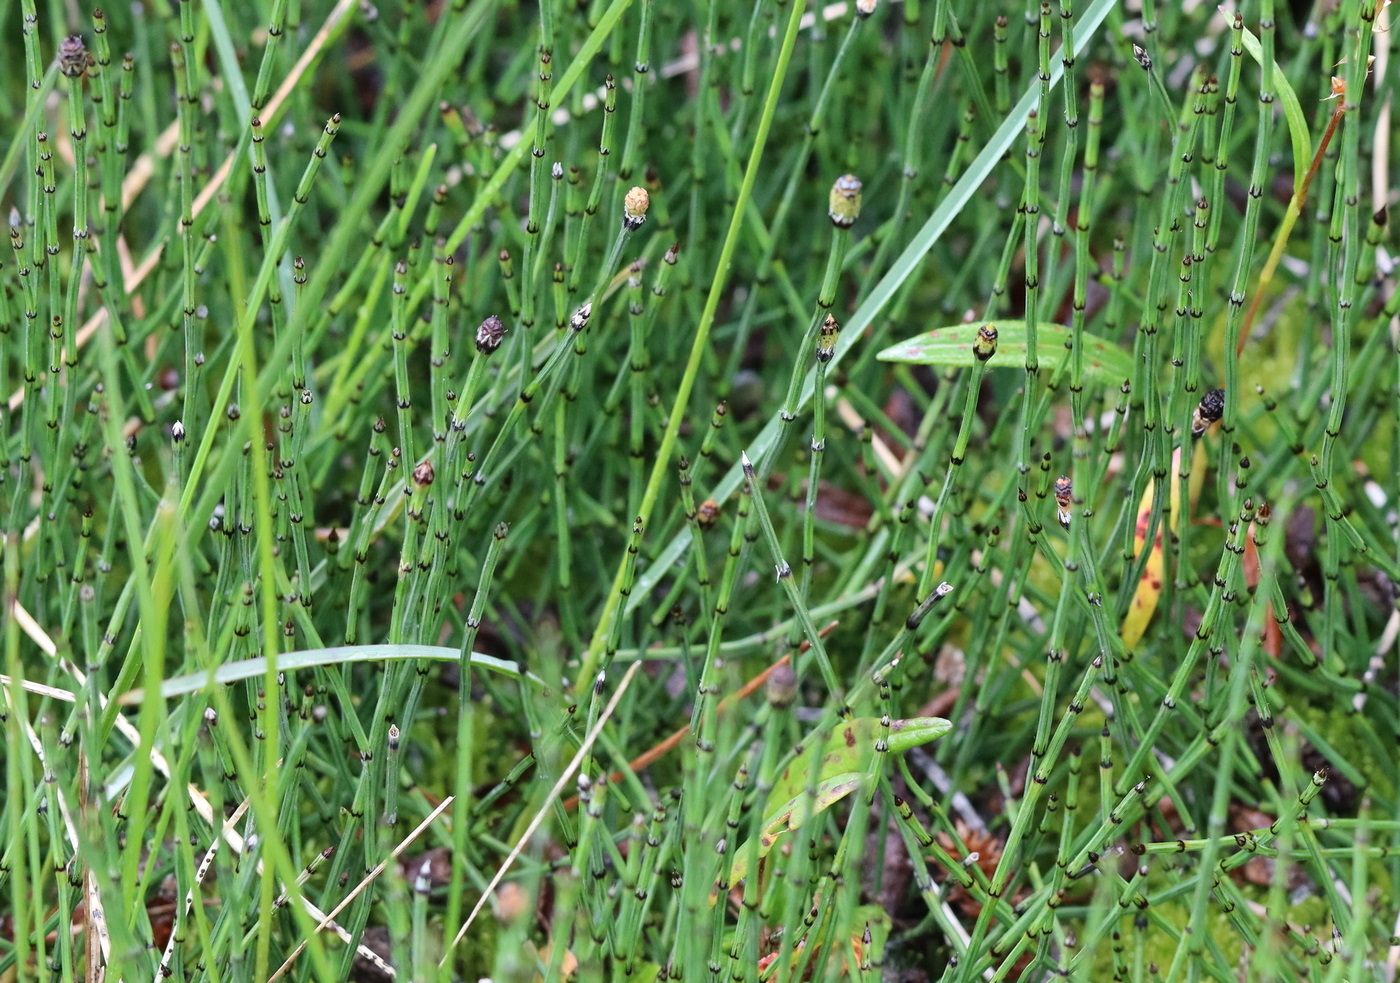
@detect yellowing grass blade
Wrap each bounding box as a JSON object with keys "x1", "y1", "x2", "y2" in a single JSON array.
[{"x1": 1120, "y1": 440, "x2": 1208, "y2": 649}]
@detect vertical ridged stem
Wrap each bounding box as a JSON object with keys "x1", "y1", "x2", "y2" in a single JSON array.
[
  {"x1": 563, "y1": 164, "x2": 583, "y2": 282},
  {"x1": 498, "y1": 247, "x2": 520, "y2": 325},
  {"x1": 62, "y1": 71, "x2": 90, "y2": 452},
  {"x1": 1318, "y1": 9, "x2": 1371, "y2": 482},
  {"x1": 390, "y1": 259, "x2": 416, "y2": 471},
  {"x1": 992, "y1": 15, "x2": 1010, "y2": 114},
  {"x1": 741, "y1": 453, "x2": 840, "y2": 698},
  {"x1": 19, "y1": 0, "x2": 43, "y2": 351},
  {"x1": 677, "y1": 455, "x2": 713, "y2": 627},
  {"x1": 171, "y1": 40, "x2": 200, "y2": 439},
  {"x1": 624, "y1": 263, "x2": 648, "y2": 516},
  {"x1": 19, "y1": 0, "x2": 43, "y2": 111},
  {"x1": 916, "y1": 353, "x2": 989, "y2": 597},
  {"x1": 390, "y1": 468, "x2": 426, "y2": 645},
  {"x1": 533, "y1": 164, "x2": 565, "y2": 296},
  {"x1": 935, "y1": 103, "x2": 980, "y2": 204},
  {"x1": 770, "y1": 223, "x2": 851, "y2": 471},
  {"x1": 283, "y1": 116, "x2": 337, "y2": 390},
  {"x1": 13, "y1": 7, "x2": 45, "y2": 511},
  {"x1": 346, "y1": 439, "x2": 397, "y2": 644},
  {"x1": 116, "y1": 51, "x2": 134, "y2": 194},
  {"x1": 799, "y1": 346, "x2": 832, "y2": 612},
  {"x1": 553, "y1": 393, "x2": 575, "y2": 634},
  {"x1": 249, "y1": 113, "x2": 274, "y2": 237},
  {"x1": 37, "y1": 134, "x2": 59, "y2": 443},
  {"x1": 1024, "y1": 0, "x2": 1050, "y2": 348},
  {"x1": 603, "y1": 516, "x2": 645, "y2": 676},
  {"x1": 1313, "y1": 5, "x2": 1375, "y2": 661},
  {"x1": 279, "y1": 394, "x2": 313, "y2": 612},
  {"x1": 251, "y1": 0, "x2": 289, "y2": 110},
  {"x1": 591, "y1": 211, "x2": 636, "y2": 306},
  {"x1": 617, "y1": 0, "x2": 652, "y2": 181},
  {"x1": 735, "y1": 0, "x2": 766, "y2": 125},
  {"x1": 1017, "y1": 101, "x2": 1044, "y2": 521},
  {"x1": 1071, "y1": 82, "x2": 1104, "y2": 435},
  {"x1": 692, "y1": 460, "x2": 751, "y2": 753},
  {"x1": 12, "y1": 224, "x2": 36, "y2": 465},
  {"x1": 1211, "y1": 27, "x2": 1244, "y2": 256},
  {"x1": 442, "y1": 347, "x2": 491, "y2": 490},
  {"x1": 344, "y1": 413, "x2": 384, "y2": 560},
  {"x1": 1040, "y1": 1, "x2": 1078, "y2": 391},
  {"x1": 0, "y1": 276, "x2": 12, "y2": 471},
  {"x1": 439, "y1": 521, "x2": 506, "y2": 978},
  {"x1": 429, "y1": 247, "x2": 453, "y2": 442},
  {"x1": 570, "y1": 75, "x2": 616, "y2": 299},
  {"x1": 423, "y1": 181, "x2": 447, "y2": 242},
  {"x1": 1220, "y1": 5, "x2": 1274, "y2": 507},
  {"x1": 687, "y1": 0, "x2": 720, "y2": 249}
]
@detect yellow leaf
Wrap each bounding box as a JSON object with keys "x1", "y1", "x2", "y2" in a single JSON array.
[{"x1": 1120, "y1": 441, "x2": 1208, "y2": 649}]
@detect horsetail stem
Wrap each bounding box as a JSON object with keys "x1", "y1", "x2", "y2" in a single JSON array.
[
  {"x1": 570, "y1": 74, "x2": 618, "y2": 299},
  {"x1": 741, "y1": 452, "x2": 840, "y2": 699},
  {"x1": 771, "y1": 174, "x2": 861, "y2": 468},
  {"x1": 799, "y1": 314, "x2": 840, "y2": 610}
]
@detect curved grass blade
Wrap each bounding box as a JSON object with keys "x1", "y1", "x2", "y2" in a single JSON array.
[
  {"x1": 119, "y1": 644, "x2": 549, "y2": 704},
  {"x1": 1235, "y1": 20, "x2": 1311, "y2": 192}
]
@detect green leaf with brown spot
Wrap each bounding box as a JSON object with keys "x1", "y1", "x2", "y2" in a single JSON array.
[
  {"x1": 877, "y1": 321, "x2": 1134, "y2": 386},
  {"x1": 714, "y1": 717, "x2": 950, "y2": 903},
  {"x1": 718, "y1": 774, "x2": 863, "y2": 902},
  {"x1": 765, "y1": 717, "x2": 951, "y2": 812}
]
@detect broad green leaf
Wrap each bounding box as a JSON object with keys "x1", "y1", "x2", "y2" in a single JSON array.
[
  {"x1": 720, "y1": 774, "x2": 863, "y2": 900},
  {"x1": 877, "y1": 321, "x2": 1134, "y2": 386},
  {"x1": 718, "y1": 717, "x2": 951, "y2": 899},
  {"x1": 766, "y1": 717, "x2": 951, "y2": 811},
  {"x1": 623, "y1": 962, "x2": 661, "y2": 983}
]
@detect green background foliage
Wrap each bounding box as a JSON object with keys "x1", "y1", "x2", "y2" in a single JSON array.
[{"x1": 1, "y1": 0, "x2": 1398, "y2": 980}]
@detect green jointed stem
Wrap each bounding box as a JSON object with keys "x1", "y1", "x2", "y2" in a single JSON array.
[
  {"x1": 741, "y1": 452, "x2": 840, "y2": 697},
  {"x1": 626, "y1": 0, "x2": 1118, "y2": 613},
  {"x1": 579, "y1": 0, "x2": 811, "y2": 693}
]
